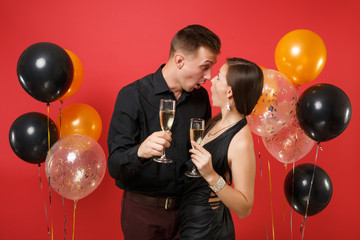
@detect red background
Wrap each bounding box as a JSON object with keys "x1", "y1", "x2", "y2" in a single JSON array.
[{"x1": 1, "y1": 0, "x2": 359, "y2": 239}]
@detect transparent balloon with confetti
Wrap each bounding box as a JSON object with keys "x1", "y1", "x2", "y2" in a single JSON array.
[
  {"x1": 45, "y1": 134, "x2": 106, "y2": 201},
  {"x1": 262, "y1": 115, "x2": 315, "y2": 164},
  {"x1": 247, "y1": 69, "x2": 297, "y2": 137}
]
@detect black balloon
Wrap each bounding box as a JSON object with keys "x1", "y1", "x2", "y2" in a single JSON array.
[
  {"x1": 17, "y1": 42, "x2": 73, "y2": 102},
  {"x1": 296, "y1": 83, "x2": 352, "y2": 142},
  {"x1": 284, "y1": 163, "x2": 333, "y2": 216},
  {"x1": 9, "y1": 112, "x2": 59, "y2": 164}
]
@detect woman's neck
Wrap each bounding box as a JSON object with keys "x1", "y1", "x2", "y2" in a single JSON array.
[{"x1": 219, "y1": 108, "x2": 244, "y2": 126}]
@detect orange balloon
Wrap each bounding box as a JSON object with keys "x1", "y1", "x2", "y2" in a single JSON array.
[
  {"x1": 251, "y1": 70, "x2": 278, "y2": 116},
  {"x1": 57, "y1": 103, "x2": 102, "y2": 141},
  {"x1": 275, "y1": 29, "x2": 327, "y2": 86},
  {"x1": 58, "y1": 49, "x2": 84, "y2": 101}
]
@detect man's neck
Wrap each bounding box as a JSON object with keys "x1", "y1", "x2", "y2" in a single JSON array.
[{"x1": 162, "y1": 62, "x2": 183, "y2": 101}]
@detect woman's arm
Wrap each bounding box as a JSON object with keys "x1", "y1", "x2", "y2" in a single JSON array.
[{"x1": 190, "y1": 126, "x2": 256, "y2": 218}]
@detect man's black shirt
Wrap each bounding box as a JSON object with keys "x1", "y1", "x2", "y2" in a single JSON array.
[{"x1": 107, "y1": 65, "x2": 211, "y2": 196}]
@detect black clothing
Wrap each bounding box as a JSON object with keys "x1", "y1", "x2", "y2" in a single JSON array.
[
  {"x1": 180, "y1": 118, "x2": 247, "y2": 240},
  {"x1": 107, "y1": 65, "x2": 211, "y2": 196},
  {"x1": 121, "y1": 192, "x2": 180, "y2": 240}
]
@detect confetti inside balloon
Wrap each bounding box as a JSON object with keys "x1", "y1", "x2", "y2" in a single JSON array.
[
  {"x1": 45, "y1": 134, "x2": 106, "y2": 201},
  {"x1": 247, "y1": 69, "x2": 297, "y2": 137},
  {"x1": 262, "y1": 115, "x2": 315, "y2": 164}
]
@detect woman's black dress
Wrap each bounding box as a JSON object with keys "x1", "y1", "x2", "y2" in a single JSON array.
[{"x1": 180, "y1": 118, "x2": 247, "y2": 240}]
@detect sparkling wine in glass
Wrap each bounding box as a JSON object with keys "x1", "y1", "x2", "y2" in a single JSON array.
[
  {"x1": 185, "y1": 118, "x2": 204, "y2": 177},
  {"x1": 154, "y1": 99, "x2": 176, "y2": 163}
]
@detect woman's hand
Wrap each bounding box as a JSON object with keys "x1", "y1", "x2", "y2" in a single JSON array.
[{"x1": 190, "y1": 141, "x2": 219, "y2": 185}]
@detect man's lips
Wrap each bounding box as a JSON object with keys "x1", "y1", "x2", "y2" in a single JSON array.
[{"x1": 195, "y1": 81, "x2": 206, "y2": 89}]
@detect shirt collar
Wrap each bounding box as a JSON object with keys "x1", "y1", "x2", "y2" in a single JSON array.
[
  {"x1": 153, "y1": 64, "x2": 191, "y2": 101},
  {"x1": 153, "y1": 64, "x2": 170, "y2": 95}
]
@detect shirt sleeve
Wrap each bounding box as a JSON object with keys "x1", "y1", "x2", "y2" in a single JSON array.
[{"x1": 107, "y1": 86, "x2": 145, "y2": 182}]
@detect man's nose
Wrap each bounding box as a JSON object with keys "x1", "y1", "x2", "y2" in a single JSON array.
[{"x1": 204, "y1": 69, "x2": 212, "y2": 80}]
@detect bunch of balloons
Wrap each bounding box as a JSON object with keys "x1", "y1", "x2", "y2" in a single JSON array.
[
  {"x1": 247, "y1": 29, "x2": 352, "y2": 217},
  {"x1": 9, "y1": 42, "x2": 105, "y2": 201}
]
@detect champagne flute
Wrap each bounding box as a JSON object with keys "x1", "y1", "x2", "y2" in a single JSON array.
[
  {"x1": 153, "y1": 99, "x2": 176, "y2": 163},
  {"x1": 185, "y1": 118, "x2": 204, "y2": 177}
]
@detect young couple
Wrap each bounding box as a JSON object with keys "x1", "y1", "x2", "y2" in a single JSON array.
[{"x1": 107, "y1": 24, "x2": 264, "y2": 240}]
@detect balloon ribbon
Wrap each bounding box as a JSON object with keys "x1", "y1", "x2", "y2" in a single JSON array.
[
  {"x1": 38, "y1": 164, "x2": 51, "y2": 239},
  {"x1": 290, "y1": 163, "x2": 295, "y2": 240},
  {"x1": 59, "y1": 101, "x2": 63, "y2": 137},
  {"x1": 283, "y1": 164, "x2": 287, "y2": 239},
  {"x1": 258, "y1": 150, "x2": 269, "y2": 240},
  {"x1": 300, "y1": 142, "x2": 322, "y2": 240},
  {"x1": 63, "y1": 197, "x2": 67, "y2": 240},
  {"x1": 47, "y1": 103, "x2": 54, "y2": 240},
  {"x1": 290, "y1": 133, "x2": 298, "y2": 240},
  {"x1": 268, "y1": 160, "x2": 275, "y2": 240},
  {"x1": 59, "y1": 101, "x2": 67, "y2": 240},
  {"x1": 72, "y1": 200, "x2": 77, "y2": 240}
]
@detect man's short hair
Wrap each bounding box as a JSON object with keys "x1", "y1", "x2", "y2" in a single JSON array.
[{"x1": 170, "y1": 24, "x2": 221, "y2": 57}]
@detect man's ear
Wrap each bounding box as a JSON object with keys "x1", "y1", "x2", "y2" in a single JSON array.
[{"x1": 174, "y1": 54, "x2": 184, "y2": 69}]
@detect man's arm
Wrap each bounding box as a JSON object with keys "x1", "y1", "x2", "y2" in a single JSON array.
[
  {"x1": 107, "y1": 88, "x2": 172, "y2": 182},
  {"x1": 107, "y1": 89, "x2": 144, "y2": 181}
]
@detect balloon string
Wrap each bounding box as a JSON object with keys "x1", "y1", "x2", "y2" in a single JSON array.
[
  {"x1": 268, "y1": 160, "x2": 275, "y2": 240},
  {"x1": 72, "y1": 200, "x2": 77, "y2": 240},
  {"x1": 290, "y1": 162, "x2": 295, "y2": 240},
  {"x1": 296, "y1": 86, "x2": 299, "y2": 101},
  {"x1": 59, "y1": 101, "x2": 63, "y2": 138},
  {"x1": 47, "y1": 103, "x2": 51, "y2": 153},
  {"x1": 300, "y1": 142, "x2": 322, "y2": 240},
  {"x1": 39, "y1": 164, "x2": 51, "y2": 239},
  {"x1": 59, "y1": 101, "x2": 66, "y2": 239},
  {"x1": 283, "y1": 164, "x2": 287, "y2": 239},
  {"x1": 258, "y1": 150, "x2": 269, "y2": 240},
  {"x1": 46, "y1": 103, "x2": 54, "y2": 240},
  {"x1": 63, "y1": 197, "x2": 67, "y2": 240},
  {"x1": 289, "y1": 133, "x2": 298, "y2": 240}
]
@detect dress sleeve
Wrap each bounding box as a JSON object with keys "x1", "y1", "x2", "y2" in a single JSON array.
[{"x1": 107, "y1": 86, "x2": 145, "y2": 182}]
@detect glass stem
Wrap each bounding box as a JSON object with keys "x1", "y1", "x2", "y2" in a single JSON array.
[{"x1": 160, "y1": 149, "x2": 166, "y2": 159}]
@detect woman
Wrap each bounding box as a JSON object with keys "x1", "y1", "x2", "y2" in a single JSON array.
[{"x1": 180, "y1": 58, "x2": 264, "y2": 239}]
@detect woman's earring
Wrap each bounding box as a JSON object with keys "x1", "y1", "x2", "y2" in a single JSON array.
[{"x1": 226, "y1": 101, "x2": 230, "y2": 111}]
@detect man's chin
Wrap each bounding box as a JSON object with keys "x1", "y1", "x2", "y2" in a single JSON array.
[{"x1": 194, "y1": 84, "x2": 201, "y2": 90}]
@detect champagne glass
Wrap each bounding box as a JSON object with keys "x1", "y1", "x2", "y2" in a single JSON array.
[
  {"x1": 153, "y1": 99, "x2": 176, "y2": 163},
  {"x1": 185, "y1": 118, "x2": 204, "y2": 177}
]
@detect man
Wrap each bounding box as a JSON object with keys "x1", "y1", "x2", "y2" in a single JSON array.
[{"x1": 107, "y1": 24, "x2": 221, "y2": 239}]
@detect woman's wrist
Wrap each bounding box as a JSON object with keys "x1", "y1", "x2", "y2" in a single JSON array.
[
  {"x1": 205, "y1": 173, "x2": 220, "y2": 186},
  {"x1": 209, "y1": 175, "x2": 226, "y2": 193}
]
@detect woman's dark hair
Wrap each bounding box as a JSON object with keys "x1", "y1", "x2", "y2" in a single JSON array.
[
  {"x1": 206, "y1": 58, "x2": 264, "y2": 130},
  {"x1": 226, "y1": 57, "x2": 264, "y2": 116},
  {"x1": 170, "y1": 24, "x2": 221, "y2": 56}
]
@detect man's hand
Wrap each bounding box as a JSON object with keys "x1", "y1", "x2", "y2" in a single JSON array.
[{"x1": 137, "y1": 131, "x2": 172, "y2": 159}]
